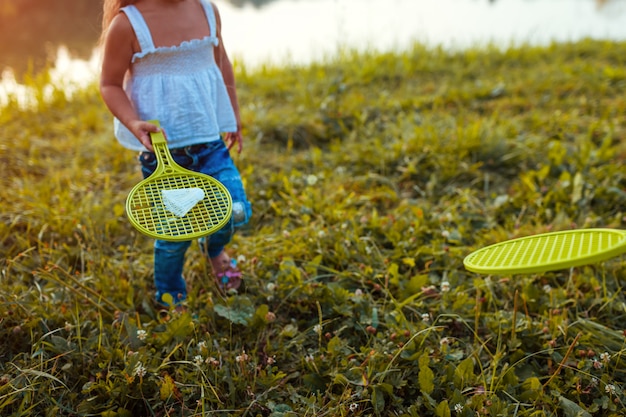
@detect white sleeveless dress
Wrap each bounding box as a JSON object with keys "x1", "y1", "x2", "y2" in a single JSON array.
[{"x1": 114, "y1": 0, "x2": 237, "y2": 151}]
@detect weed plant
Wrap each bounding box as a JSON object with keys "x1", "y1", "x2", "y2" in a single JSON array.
[{"x1": 1, "y1": 39, "x2": 626, "y2": 416}]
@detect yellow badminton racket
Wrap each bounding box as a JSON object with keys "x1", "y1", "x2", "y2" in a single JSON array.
[
  {"x1": 125, "y1": 120, "x2": 232, "y2": 241},
  {"x1": 463, "y1": 228, "x2": 626, "y2": 275}
]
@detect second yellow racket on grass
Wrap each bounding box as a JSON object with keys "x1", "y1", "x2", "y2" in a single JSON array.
[
  {"x1": 463, "y1": 228, "x2": 626, "y2": 275},
  {"x1": 125, "y1": 120, "x2": 232, "y2": 241}
]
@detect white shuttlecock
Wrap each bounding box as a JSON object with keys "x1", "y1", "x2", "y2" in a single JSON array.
[{"x1": 162, "y1": 187, "x2": 205, "y2": 217}]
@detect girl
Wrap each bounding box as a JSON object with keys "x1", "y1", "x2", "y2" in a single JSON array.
[{"x1": 100, "y1": 0, "x2": 252, "y2": 305}]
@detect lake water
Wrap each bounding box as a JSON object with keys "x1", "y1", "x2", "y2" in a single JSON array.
[
  {"x1": 1, "y1": 0, "x2": 625, "y2": 106},
  {"x1": 220, "y1": 0, "x2": 626, "y2": 66}
]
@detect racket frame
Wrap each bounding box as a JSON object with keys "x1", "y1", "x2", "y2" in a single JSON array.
[
  {"x1": 463, "y1": 228, "x2": 626, "y2": 275},
  {"x1": 125, "y1": 121, "x2": 233, "y2": 241}
]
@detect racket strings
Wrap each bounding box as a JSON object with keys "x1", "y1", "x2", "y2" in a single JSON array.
[
  {"x1": 464, "y1": 229, "x2": 626, "y2": 274},
  {"x1": 128, "y1": 174, "x2": 231, "y2": 237}
]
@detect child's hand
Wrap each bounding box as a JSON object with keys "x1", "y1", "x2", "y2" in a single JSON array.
[
  {"x1": 130, "y1": 120, "x2": 162, "y2": 152},
  {"x1": 225, "y1": 131, "x2": 243, "y2": 154}
]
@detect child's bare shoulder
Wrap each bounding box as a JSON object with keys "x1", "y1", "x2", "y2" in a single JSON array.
[{"x1": 107, "y1": 11, "x2": 134, "y2": 41}]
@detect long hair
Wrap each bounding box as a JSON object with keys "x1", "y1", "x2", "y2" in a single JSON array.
[{"x1": 100, "y1": 0, "x2": 136, "y2": 45}]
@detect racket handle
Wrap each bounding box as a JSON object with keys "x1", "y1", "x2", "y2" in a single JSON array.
[{"x1": 148, "y1": 120, "x2": 166, "y2": 146}]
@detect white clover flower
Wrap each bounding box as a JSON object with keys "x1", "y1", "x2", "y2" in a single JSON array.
[
  {"x1": 267, "y1": 356, "x2": 276, "y2": 365},
  {"x1": 194, "y1": 355, "x2": 204, "y2": 366},
  {"x1": 593, "y1": 359, "x2": 603, "y2": 369},
  {"x1": 313, "y1": 324, "x2": 322, "y2": 335},
  {"x1": 600, "y1": 352, "x2": 611, "y2": 363},
  {"x1": 305, "y1": 354, "x2": 315, "y2": 363},
  {"x1": 442, "y1": 230, "x2": 450, "y2": 239},
  {"x1": 306, "y1": 175, "x2": 318, "y2": 186},
  {"x1": 605, "y1": 384, "x2": 617, "y2": 395},
  {"x1": 64, "y1": 322, "x2": 73, "y2": 332},
  {"x1": 590, "y1": 378, "x2": 598, "y2": 387},
  {"x1": 349, "y1": 403, "x2": 358, "y2": 412},
  {"x1": 136, "y1": 329, "x2": 147, "y2": 341},
  {"x1": 198, "y1": 341, "x2": 207, "y2": 351},
  {"x1": 133, "y1": 362, "x2": 147, "y2": 378},
  {"x1": 421, "y1": 313, "x2": 430, "y2": 323},
  {"x1": 441, "y1": 281, "x2": 451, "y2": 292},
  {"x1": 543, "y1": 284, "x2": 552, "y2": 293},
  {"x1": 236, "y1": 351, "x2": 249, "y2": 363},
  {"x1": 354, "y1": 289, "x2": 363, "y2": 297},
  {"x1": 454, "y1": 403, "x2": 463, "y2": 413}
]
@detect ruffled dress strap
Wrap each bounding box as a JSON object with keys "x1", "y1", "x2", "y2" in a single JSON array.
[
  {"x1": 199, "y1": 0, "x2": 219, "y2": 46},
  {"x1": 120, "y1": 5, "x2": 155, "y2": 53}
]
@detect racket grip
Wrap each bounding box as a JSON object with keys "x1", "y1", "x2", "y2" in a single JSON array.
[{"x1": 148, "y1": 120, "x2": 166, "y2": 145}]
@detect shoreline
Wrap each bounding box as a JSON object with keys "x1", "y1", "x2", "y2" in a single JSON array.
[{"x1": 2, "y1": 38, "x2": 625, "y2": 110}]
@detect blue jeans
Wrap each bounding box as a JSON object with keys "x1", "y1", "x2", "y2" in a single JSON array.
[{"x1": 139, "y1": 140, "x2": 252, "y2": 305}]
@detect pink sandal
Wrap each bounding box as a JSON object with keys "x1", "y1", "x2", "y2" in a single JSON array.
[{"x1": 215, "y1": 258, "x2": 243, "y2": 292}]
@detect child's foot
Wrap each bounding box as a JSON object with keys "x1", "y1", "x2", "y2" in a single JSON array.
[{"x1": 211, "y1": 251, "x2": 243, "y2": 292}]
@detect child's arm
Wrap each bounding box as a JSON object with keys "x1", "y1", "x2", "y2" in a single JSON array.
[
  {"x1": 100, "y1": 13, "x2": 159, "y2": 151},
  {"x1": 213, "y1": 3, "x2": 243, "y2": 154}
]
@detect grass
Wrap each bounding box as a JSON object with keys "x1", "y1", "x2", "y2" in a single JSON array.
[{"x1": 1, "y1": 38, "x2": 626, "y2": 416}]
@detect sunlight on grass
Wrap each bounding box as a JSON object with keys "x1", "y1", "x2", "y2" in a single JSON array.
[{"x1": 1, "y1": 39, "x2": 626, "y2": 416}]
